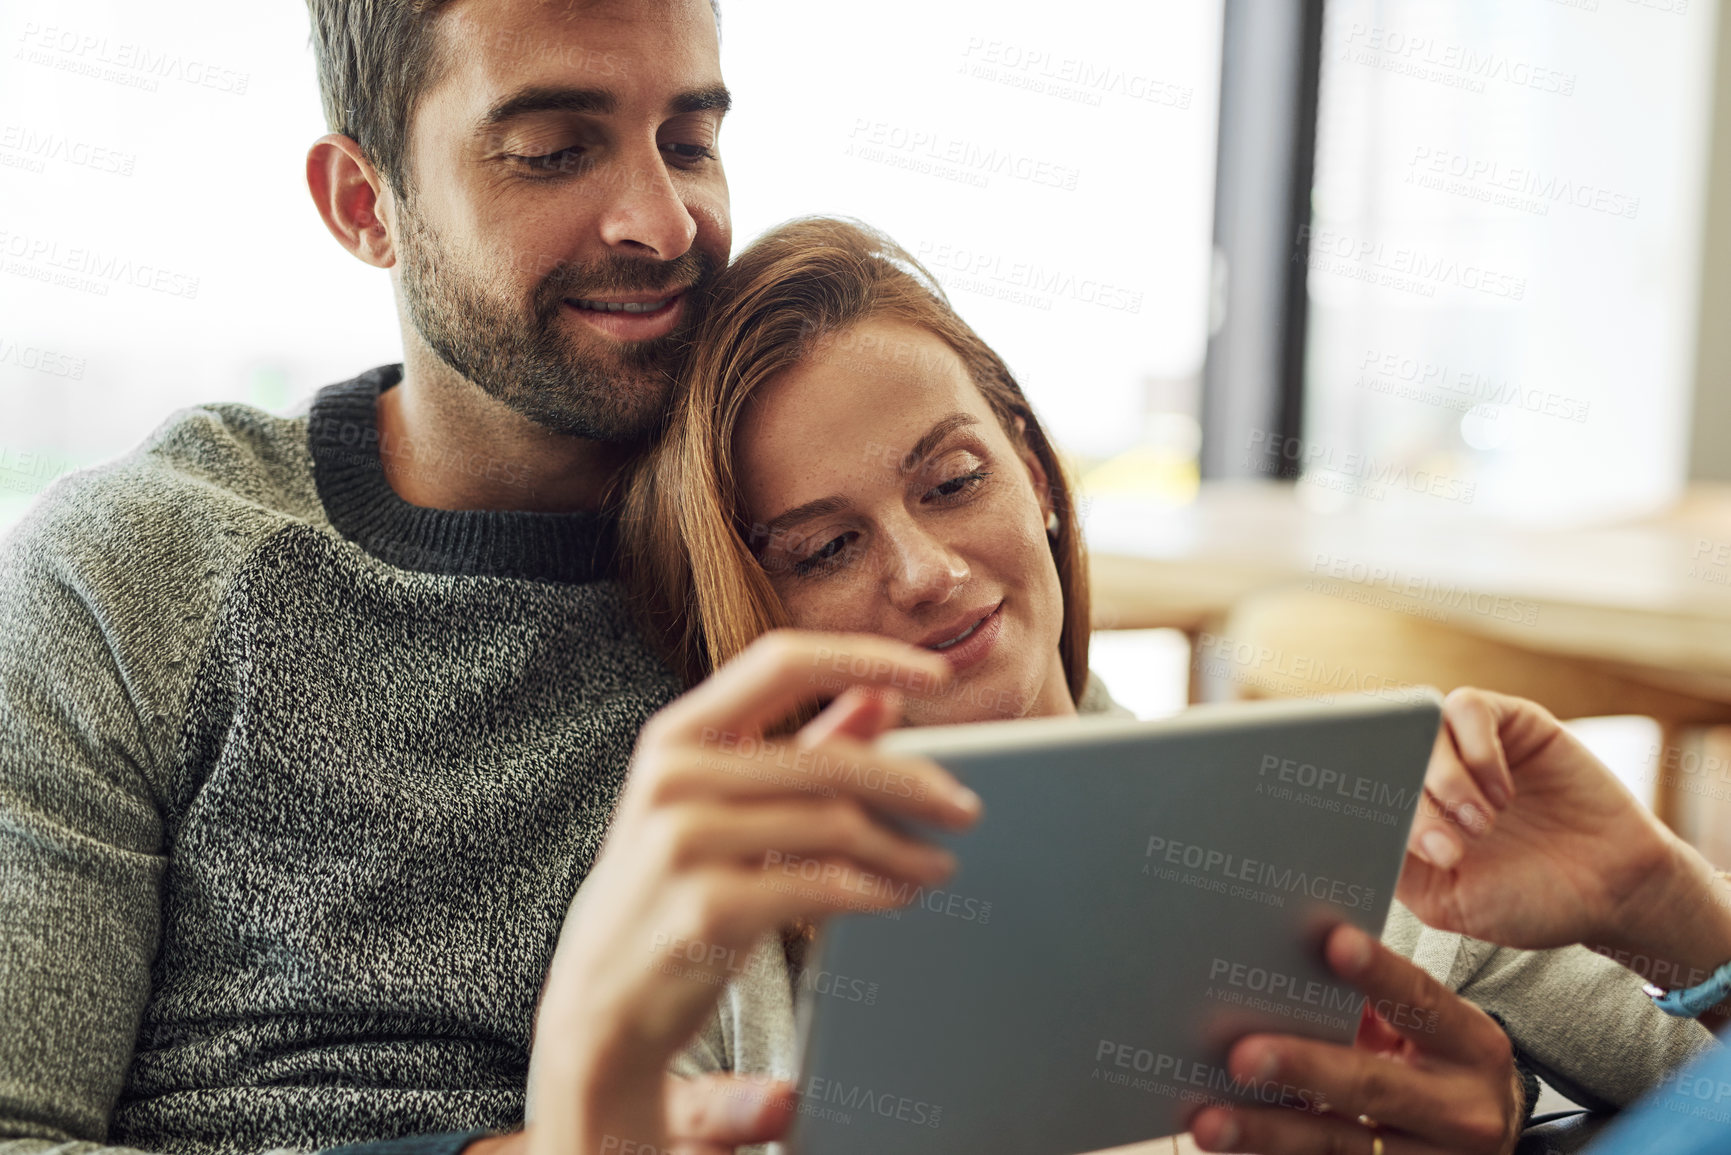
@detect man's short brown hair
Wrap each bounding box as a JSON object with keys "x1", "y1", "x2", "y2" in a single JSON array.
[
  {"x1": 304, "y1": 0, "x2": 723, "y2": 205},
  {"x1": 305, "y1": 0, "x2": 462, "y2": 202}
]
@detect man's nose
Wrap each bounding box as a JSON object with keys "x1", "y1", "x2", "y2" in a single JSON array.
[
  {"x1": 595, "y1": 143, "x2": 699, "y2": 260},
  {"x1": 885, "y1": 524, "x2": 969, "y2": 611}
]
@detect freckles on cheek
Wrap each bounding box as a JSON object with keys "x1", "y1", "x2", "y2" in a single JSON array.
[
  {"x1": 776, "y1": 583, "x2": 873, "y2": 636},
  {"x1": 1001, "y1": 503, "x2": 1048, "y2": 555},
  {"x1": 1002, "y1": 508, "x2": 1062, "y2": 603}
]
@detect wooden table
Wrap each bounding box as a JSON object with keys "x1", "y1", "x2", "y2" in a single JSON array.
[{"x1": 1083, "y1": 481, "x2": 1731, "y2": 835}]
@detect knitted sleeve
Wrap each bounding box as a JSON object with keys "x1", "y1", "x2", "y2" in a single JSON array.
[
  {"x1": 1450, "y1": 938, "x2": 1716, "y2": 1112},
  {"x1": 0, "y1": 441, "x2": 498, "y2": 1155},
  {"x1": 0, "y1": 490, "x2": 171, "y2": 1148}
]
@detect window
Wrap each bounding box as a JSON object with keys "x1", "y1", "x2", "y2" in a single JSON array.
[
  {"x1": 0, "y1": 1, "x2": 1224, "y2": 534},
  {"x1": 1301, "y1": 0, "x2": 1717, "y2": 525}
]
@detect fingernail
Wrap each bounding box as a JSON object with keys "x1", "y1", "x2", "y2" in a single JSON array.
[
  {"x1": 1254, "y1": 1046, "x2": 1279, "y2": 1080},
  {"x1": 1456, "y1": 801, "x2": 1487, "y2": 834},
  {"x1": 1420, "y1": 829, "x2": 1462, "y2": 869},
  {"x1": 727, "y1": 1084, "x2": 766, "y2": 1128},
  {"x1": 921, "y1": 848, "x2": 957, "y2": 881},
  {"x1": 1336, "y1": 924, "x2": 1374, "y2": 977},
  {"x1": 1483, "y1": 779, "x2": 1511, "y2": 809},
  {"x1": 952, "y1": 785, "x2": 982, "y2": 817},
  {"x1": 1212, "y1": 1115, "x2": 1240, "y2": 1149}
]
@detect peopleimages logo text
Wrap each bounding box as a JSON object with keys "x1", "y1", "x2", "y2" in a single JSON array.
[
  {"x1": 1093, "y1": 1040, "x2": 1326, "y2": 1110},
  {"x1": 1208, "y1": 958, "x2": 1365, "y2": 1016},
  {"x1": 1297, "y1": 224, "x2": 1526, "y2": 300},
  {"x1": 1340, "y1": 23, "x2": 1576, "y2": 95},
  {"x1": 800, "y1": 1076, "x2": 943, "y2": 1128},
  {"x1": 1144, "y1": 835, "x2": 1376, "y2": 911},
  {"x1": 1258, "y1": 754, "x2": 1417, "y2": 810}
]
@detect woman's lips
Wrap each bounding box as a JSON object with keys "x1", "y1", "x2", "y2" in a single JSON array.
[{"x1": 921, "y1": 601, "x2": 1005, "y2": 673}]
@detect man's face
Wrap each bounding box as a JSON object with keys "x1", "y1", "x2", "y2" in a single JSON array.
[{"x1": 394, "y1": 0, "x2": 731, "y2": 443}]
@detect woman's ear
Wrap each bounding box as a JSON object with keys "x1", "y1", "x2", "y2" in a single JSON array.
[{"x1": 1011, "y1": 414, "x2": 1053, "y2": 521}]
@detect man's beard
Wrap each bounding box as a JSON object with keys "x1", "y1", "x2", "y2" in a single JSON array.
[{"x1": 396, "y1": 205, "x2": 715, "y2": 444}]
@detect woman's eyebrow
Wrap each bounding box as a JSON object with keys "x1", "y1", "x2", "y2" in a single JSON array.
[
  {"x1": 898, "y1": 413, "x2": 980, "y2": 472},
  {"x1": 754, "y1": 413, "x2": 982, "y2": 546},
  {"x1": 757, "y1": 496, "x2": 849, "y2": 546}
]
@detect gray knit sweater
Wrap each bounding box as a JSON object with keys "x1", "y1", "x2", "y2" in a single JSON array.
[{"x1": 0, "y1": 365, "x2": 682, "y2": 1154}]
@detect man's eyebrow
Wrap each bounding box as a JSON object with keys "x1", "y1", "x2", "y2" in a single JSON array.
[
  {"x1": 476, "y1": 84, "x2": 731, "y2": 135},
  {"x1": 477, "y1": 86, "x2": 615, "y2": 133},
  {"x1": 672, "y1": 84, "x2": 732, "y2": 116}
]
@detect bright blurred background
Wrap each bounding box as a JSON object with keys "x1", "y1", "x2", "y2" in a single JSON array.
[
  {"x1": 1, "y1": 0, "x2": 1222, "y2": 537},
  {"x1": 5, "y1": 0, "x2": 1731, "y2": 840}
]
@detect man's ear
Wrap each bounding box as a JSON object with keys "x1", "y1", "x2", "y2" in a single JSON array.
[
  {"x1": 306, "y1": 133, "x2": 397, "y2": 269},
  {"x1": 1011, "y1": 414, "x2": 1053, "y2": 521}
]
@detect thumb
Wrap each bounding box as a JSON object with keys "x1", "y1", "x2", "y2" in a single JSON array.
[{"x1": 665, "y1": 1072, "x2": 795, "y2": 1147}]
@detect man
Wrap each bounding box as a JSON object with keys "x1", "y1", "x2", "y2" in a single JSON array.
[
  {"x1": 2, "y1": 1, "x2": 731, "y2": 1150},
  {"x1": 0, "y1": 1, "x2": 1640, "y2": 1153}
]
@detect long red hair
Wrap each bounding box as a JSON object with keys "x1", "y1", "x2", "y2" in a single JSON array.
[{"x1": 620, "y1": 216, "x2": 1091, "y2": 705}]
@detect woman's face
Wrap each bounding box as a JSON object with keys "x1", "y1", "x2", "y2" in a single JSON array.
[{"x1": 735, "y1": 317, "x2": 1075, "y2": 726}]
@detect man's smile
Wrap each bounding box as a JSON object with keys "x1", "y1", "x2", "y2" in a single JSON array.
[{"x1": 561, "y1": 290, "x2": 687, "y2": 341}]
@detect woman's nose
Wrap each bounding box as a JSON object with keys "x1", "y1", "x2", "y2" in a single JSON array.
[{"x1": 884, "y1": 525, "x2": 969, "y2": 611}]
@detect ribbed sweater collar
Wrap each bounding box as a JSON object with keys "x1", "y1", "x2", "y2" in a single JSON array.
[{"x1": 308, "y1": 364, "x2": 618, "y2": 584}]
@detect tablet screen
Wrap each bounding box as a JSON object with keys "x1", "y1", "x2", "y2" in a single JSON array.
[{"x1": 785, "y1": 693, "x2": 1440, "y2": 1155}]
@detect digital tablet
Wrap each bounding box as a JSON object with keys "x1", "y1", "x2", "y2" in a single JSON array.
[{"x1": 784, "y1": 692, "x2": 1442, "y2": 1155}]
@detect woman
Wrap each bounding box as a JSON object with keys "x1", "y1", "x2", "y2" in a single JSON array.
[
  {"x1": 528, "y1": 218, "x2": 1710, "y2": 1155},
  {"x1": 621, "y1": 215, "x2": 1096, "y2": 729}
]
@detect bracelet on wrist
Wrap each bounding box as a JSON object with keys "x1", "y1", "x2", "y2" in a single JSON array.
[
  {"x1": 1642, "y1": 870, "x2": 1731, "y2": 1018},
  {"x1": 1645, "y1": 960, "x2": 1731, "y2": 1019}
]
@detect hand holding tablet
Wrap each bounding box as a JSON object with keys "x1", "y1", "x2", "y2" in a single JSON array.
[
  {"x1": 787, "y1": 693, "x2": 1443, "y2": 1155},
  {"x1": 527, "y1": 633, "x2": 974, "y2": 1155},
  {"x1": 1188, "y1": 920, "x2": 1526, "y2": 1155}
]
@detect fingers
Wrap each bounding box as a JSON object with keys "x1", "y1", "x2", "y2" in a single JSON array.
[
  {"x1": 651, "y1": 630, "x2": 950, "y2": 742},
  {"x1": 799, "y1": 685, "x2": 904, "y2": 747},
  {"x1": 622, "y1": 861, "x2": 919, "y2": 1029},
  {"x1": 664, "y1": 1073, "x2": 794, "y2": 1148},
  {"x1": 1439, "y1": 685, "x2": 1573, "y2": 794},
  {"x1": 575, "y1": 852, "x2": 936, "y2": 1054},
  {"x1": 1406, "y1": 689, "x2": 1515, "y2": 871},
  {"x1": 628, "y1": 633, "x2": 979, "y2": 829},
  {"x1": 1205, "y1": 927, "x2": 1515, "y2": 1150},
  {"x1": 1440, "y1": 689, "x2": 1515, "y2": 808},
  {"x1": 1354, "y1": 998, "x2": 1405, "y2": 1054},
  {"x1": 644, "y1": 733, "x2": 980, "y2": 831},
  {"x1": 1210, "y1": 1038, "x2": 1512, "y2": 1155},
  {"x1": 1191, "y1": 1104, "x2": 1443, "y2": 1155},
  {"x1": 646, "y1": 798, "x2": 956, "y2": 889},
  {"x1": 1323, "y1": 924, "x2": 1500, "y2": 1063},
  {"x1": 656, "y1": 860, "x2": 925, "y2": 968},
  {"x1": 1218, "y1": 1039, "x2": 1475, "y2": 1150},
  {"x1": 1405, "y1": 727, "x2": 1478, "y2": 871},
  {"x1": 1450, "y1": 685, "x2": 1570, "y2": 766}
]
